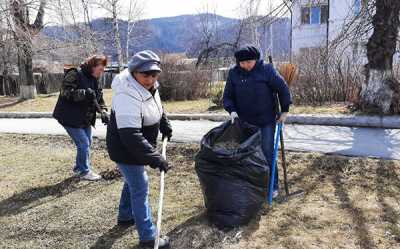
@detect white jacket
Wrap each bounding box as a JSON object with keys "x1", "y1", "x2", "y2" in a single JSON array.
[{"x1": 111, "y1": 69, "x2": 163, "y2": 129}]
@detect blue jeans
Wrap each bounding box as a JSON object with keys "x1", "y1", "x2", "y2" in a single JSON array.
[
  {"x1": 117, "y1": 163, "x2": 156, "y2": 241},
  {"x1": 64, "y1": 126, "x2": 92, "y2": 175},
  {"x1": 261, "y1": 123, "x2": 279, "y2": 192}
]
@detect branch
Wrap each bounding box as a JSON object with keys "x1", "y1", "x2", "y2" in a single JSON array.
[
  {"x1": 195, "y1": 42, "x2": 235, "y2": 68},
  {"x1": 31, "y1": 0, "x2": 46, "y2": 30}
]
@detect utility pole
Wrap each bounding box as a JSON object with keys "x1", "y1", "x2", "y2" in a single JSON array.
[
  {"x1": 282, "y1": 0, "x2": 293, "y2": 62},
  {"x1": 326, "y1": 0, "x2": 330, "y2": 53},
  {"x1": 324, "y1": 0, "x2": 330, "y2": 85},
  {"x1": 269, "y1": 0, "x2": 273, "y2": 58}
]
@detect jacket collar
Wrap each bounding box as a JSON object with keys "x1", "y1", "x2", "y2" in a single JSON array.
[
  {"x1": 80, "y1": 65, "x2": 96, "y2": 80},
  {"x1": 236, "y1": 59, "x2": 263, "y2": 75},
  {"x1": 124, "y1": 69, "x2": 159, "y2": 100}
]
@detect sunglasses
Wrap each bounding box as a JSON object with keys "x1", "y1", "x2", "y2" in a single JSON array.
[{"x1": 139, "y1": 71, "x2": 160, "y2": 78}]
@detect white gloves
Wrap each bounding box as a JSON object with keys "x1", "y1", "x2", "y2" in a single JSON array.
[
  {"x1": 230, "y1": 112, "x2": 239, "y2": 124},
  {"x1": 277, "y1": 112, "x2": 288, "y2": 123}
]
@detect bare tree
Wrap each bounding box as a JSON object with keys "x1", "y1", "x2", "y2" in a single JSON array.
[
  {"x1": 10, "y1": 0, "x2": 46, "y2": 99},
  {"x1": 56, "y1": 0, "x2": 100, "y2": 60},
  {"x1": 242, "y1": 0, "x2": 262, "y2": 48},
  {"x1": 96, "y1": 0, "x2": 124, "y2": 71},
  {"x1": 0, "y1": 1, "x2": 16, "y2": 95},
  {"x1": 125, "y1": 0, "x2": 145, "y2": 61},
  {"x1": 359, "y1": 0, "x2": 400, "y2": 114},
  {"x1": 193, "y1": 7, "x2": 246, "y2": 68},
  {"x1": 193, "y1": 0, "x2": 292, "y2": 67},
  {"x1": 289, "y1": 0, "x2": 400, "y2": 114}
]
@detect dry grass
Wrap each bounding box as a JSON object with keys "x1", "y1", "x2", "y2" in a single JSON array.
[
  {"x1": 0, "y1": 134, "x2": 399, "y2": 249},
  {"x1": 0, "y1": 90, "x2": 113, "y2": 113},
  {"x1": 0, "y1": 90, "x2": 212, "y2": 114},
  {"x1": 0, "y1": 96, "x2": 20, "y2": 106},
  {"x1": 0, "y1": 94, "x2": 60, "y2": 112},
  {"x1": 0, "y1": 90, "x2": 352, "y2": 115},
  {"x1": 290, "y1": 103, "x2": 352, "y2": 115},
  {"x1": 163, "y1": 99, "x2": 213, "y2": 113},
  {"x1": 0, "y1": 134, "x2": 202, "y2": 249}
]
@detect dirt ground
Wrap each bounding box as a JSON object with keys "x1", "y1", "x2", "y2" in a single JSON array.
[{"x1": 0, "y1": 134, "x2": 399, "y2": 249}]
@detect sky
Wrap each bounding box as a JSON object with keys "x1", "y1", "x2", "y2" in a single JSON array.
[
  {"x1": 140, "y1": 0, "x2": 281, "y2": 19},
  {"x1": 44, "y1": 0, "x2": 284, "y2": 26}
]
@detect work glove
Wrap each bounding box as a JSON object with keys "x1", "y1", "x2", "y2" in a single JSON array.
[
  {"x1": 276, "y1": 112, "x2": 288, "y2": 123},
  {"x1": 150, "y1": 157, "x2": 171, "y2": 173},
  {"x1": 160, "y1": 125, "x2": 173, "y2": 141},
  {"x1": 160, "y1": 113, "x2": 173, "y2": 141},
  {"x1": 230, "y1": 111, "x2": 239, "y2": 124},
  {"x1": 162, "y1": 132, "x2": 172, "y2": 142},
  {"x1": 86, "y1": 88, "x2": 96, "y2": 101},
  {"x1": 101, "y1": 110, "x2": 110, "y2": 125}
]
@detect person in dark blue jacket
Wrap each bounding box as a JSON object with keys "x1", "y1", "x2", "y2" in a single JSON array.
[{"x1": 223, "y1": 46, "x2": 292, "y2": 197}]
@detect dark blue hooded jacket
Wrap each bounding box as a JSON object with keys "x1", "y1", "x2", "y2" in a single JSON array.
[{"x1": 223, "y1": 60, "x2": 292, "y2": 127}]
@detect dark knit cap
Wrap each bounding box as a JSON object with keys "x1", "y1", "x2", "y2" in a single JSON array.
[{"x1": 234, "y1": 46, "x2": 261, "y2": 62}]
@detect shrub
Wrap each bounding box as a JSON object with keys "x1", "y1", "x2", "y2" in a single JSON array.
[
  {"x1": 209, "y1": 81, "x2": 225, "y2": 107},
  {"x1": 158, "y1": 56, "x2": 210, "y2": 101},
  {"x1": 290, "y1": 48, "x2": 363, "y2": 106}
]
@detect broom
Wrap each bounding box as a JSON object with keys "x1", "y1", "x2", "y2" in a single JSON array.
[{"x1": 277, "y1": 63, "x2": 298, "y2": 88}]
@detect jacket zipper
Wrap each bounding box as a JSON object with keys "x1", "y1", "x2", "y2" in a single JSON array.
[{"x1": 152, "y1": 95, "x2": 162, "y2": 117}]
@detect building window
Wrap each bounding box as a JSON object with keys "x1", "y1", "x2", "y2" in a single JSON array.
[
  {"x1": 321, "y1": 5, "x2": 329, "y2": 23},
  {"x1": 354, "y1": 0, "x2": 368, "y2": 15},
  {"x1": 301, "y1": 7, "x2": 311, "y2": 24},
  {"x1": 311, "y1": 7, "x2": 321, "y2": 24},
  {"x1": 301, "y1": 5, "x2": 328, "y2": 25}
]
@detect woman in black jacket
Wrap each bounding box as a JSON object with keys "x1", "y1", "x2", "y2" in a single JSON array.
[
  {"x1": 53, "y1": 55, "x2": 109, "y2": 181},
  {"x1": 106, "y1": 50, "x2": 172, "y2": 249}
]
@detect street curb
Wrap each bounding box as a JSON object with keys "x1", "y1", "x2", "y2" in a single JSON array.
[
  {"x1": 0, "y1": 112, "x2": 399, "y2": 129},
  {"x1": 0, "y1": 112, "x2": 54, "y2": 118},
  {"x1": 160, "y1": 113, "x2": 400, "y2": 129}
]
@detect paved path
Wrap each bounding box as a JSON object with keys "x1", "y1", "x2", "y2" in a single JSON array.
[{"x1": 0, "y1": 118, "x2": 399, "y2": 160}]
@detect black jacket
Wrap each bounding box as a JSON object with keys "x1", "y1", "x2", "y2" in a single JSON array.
[
  {"x1": 53, "y1": 67, "x2": 107, "y2": 128},
  {"x1": 106, "y1": 111, "x2": 172, "y2": 166}
]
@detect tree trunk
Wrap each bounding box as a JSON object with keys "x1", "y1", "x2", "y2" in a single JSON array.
[
  {"x1": 360, "y1": 0, "x2": 400, "y2": 114},
  {"x1": 11, "y1": 0, "x2": 46, "y2": 100},
  {"x1": 126, "y1": 22, "x2": 134, "y2": 62},
  {"x1": 17, "y1": 42, "x2": 36, "y2": 99},
  {"x1": 112, "y1": 3, "x2": 123, "y2": 72}
]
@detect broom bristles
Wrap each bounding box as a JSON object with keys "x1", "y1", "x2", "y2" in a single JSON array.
[{"x1": 278, "y1": 63, "x2": 298, "y2": 88}]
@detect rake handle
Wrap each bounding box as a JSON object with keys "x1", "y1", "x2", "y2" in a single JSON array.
[
  {"x1": 280, "y1": 129, "x2": 289, "y2": 196},
  {"x1": 154, "y1": 137, "x2": 168, "y2": 249},
  {"x1": 269, "y1": 55, "x2": 290, "y2": 198},
  {"x1": 268, "y1": 123, "x2": 282, "y2": 206}
]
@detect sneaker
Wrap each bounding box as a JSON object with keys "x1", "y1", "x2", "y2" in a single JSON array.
[
  {"x1": 73, "y1": 169, "x2": 84, "y2": 177},
  {"x1": 117, "y1": 219, "x2": 135, "y2": 227},
  {"x1": 272, "y1": 190, "x2": 279, "y2": 199},
  {"x1": 139, "y1": 236, "x2": 170, "y2": 249},
  {"x1": 81, "y1": 171, "x2": 102, "y2": 181}
]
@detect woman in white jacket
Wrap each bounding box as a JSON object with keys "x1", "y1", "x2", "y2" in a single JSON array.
[{"x1": 106, "y1": 50, "x2": 172, "y2": 249}]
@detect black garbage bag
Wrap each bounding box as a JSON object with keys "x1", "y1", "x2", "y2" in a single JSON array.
[{"x1": 195, "y1": 120, "x2": 269, "y2": 229}]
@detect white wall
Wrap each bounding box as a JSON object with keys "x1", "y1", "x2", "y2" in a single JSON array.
[
  {"x1": 292, "y1": 0, "x2": 400, "y2": 64},
  {"x1": 292, "y1": 0, "x2": 327, "y2": 53},
  {"x1": 292, "y1": 0, "x2": 361, "y2": 57}
]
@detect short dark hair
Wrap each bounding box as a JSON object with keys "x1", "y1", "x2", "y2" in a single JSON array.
[{"x1": 82, "y1": 55, "x2": 108, "y2": 72}]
